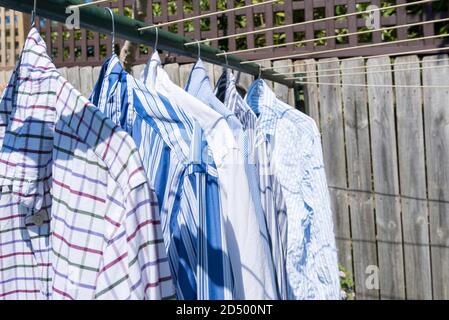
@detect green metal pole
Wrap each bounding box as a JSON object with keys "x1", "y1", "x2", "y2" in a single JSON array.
[{"x1": 0, "y1": 0, "x2": 296, "y2": 88}]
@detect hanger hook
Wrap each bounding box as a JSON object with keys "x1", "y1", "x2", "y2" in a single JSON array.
[
  {"x1": 197, "y1": 42, "x2": 201, "y2": 59},
  {"x1": 258, "y1": 64, "x2": 262, "y2": 79},
  {"x1": 153, "y1": 27, "x2": 159, "y2": 52},
  {"x1": 31, "y1": 0, "x2": 37, "y2": 28},
  {"x1": 221, "y1": 50, "x2": 228, "y2": 69},
  {"x1": 105, "y1": 8, "x2": 115, "y2": 52}
]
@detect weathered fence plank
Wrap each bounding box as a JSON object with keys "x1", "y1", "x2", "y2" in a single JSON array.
[
  {"x1": 422, "y1": 54, "x2": 449, "y2": 300},
  {"x1": 92, "y1": 66, "x2": 102, "y2": 87},
  {"x1": 66, "y1": 66, "x2": 81, "y2": 92},
  {"x1": 302, "y1": 59, "x2": 320, "y2": 127},
  {"x1": 394, "y1": 55, "x2": 432, "y2": 300},
  {"x1": 273, "y1": 60, "x2": 294, "y2": 105},
  {"x1": 259, "y1": 61, "x2": 273, "y2": 89},
  {"x1": 341, "y1": 57, "x2": 378, "y2": 300},
  {"x1": 163, "y1": 63, "x2": 181, "y2": 87},
  {"x1": 235, "y1": 71, "x2": 253, "y2": 97},
  {"x1": 132, "y1": 64, "x2": 146, "y2": 80},
  {"x1": 366, "y1": 57, "x2": 405, "y2": 300},
  {"x1": 213, "y1": 64, "x2": 225, "y2": 88},
  {"x1": 179, "y1": 63, "x2": 194, "y2": 88},
  {"x1": 317, "y1": 58, "x2": 352, "y2": 276},
  {"x1": 80, "y1": 66, "x2": 94, "y2": 97},
  {"x1": 203, "y1": 61, "x2": 215, "y2": 87},
  {"x1": 58, "y1": 67, "x2": 68, "y2": 80},
  {"x1": 4, "y1": 69, "x2": 11, "y2": 84}
]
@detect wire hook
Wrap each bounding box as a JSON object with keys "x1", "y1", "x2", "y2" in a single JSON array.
[
  {"x1": 105, "y1": 8, "x2": 115, "y2": 52},
  {"x1": 258, "y1": 64, "x2": 262, "y2": 79},
  {"x1": 197, "y1": 42, "x2": 201, "y2": 59},
  {"x1": 221, "y1": 50, "x2": 228, "y2": 70},
  {"x1": 153, "y1": 27, "x2": 159, "y2": 52},
  {"x1": 31, "y1": 0, "x2": 37, "y2": 28}
]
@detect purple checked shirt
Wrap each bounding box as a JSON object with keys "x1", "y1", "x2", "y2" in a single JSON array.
[{"x1": 0, "y1": 28, "x2": 175, "y2": 300}]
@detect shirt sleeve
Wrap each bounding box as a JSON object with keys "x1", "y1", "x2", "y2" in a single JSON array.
[
  {"x1": 274, "y1": 116, "x2": 341, "y2": 300},
  {"x1": 123, "y1": 182, "x2": 176, "y2": 300}
]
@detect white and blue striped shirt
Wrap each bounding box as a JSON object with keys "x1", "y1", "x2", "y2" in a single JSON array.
[
  {"x1": 246, "y1": 79, "x2": 341, "y2": 300},
  {"x1": 90, "y1": 54, "x2": 231, "y2": 300},
  {"x1": 215, "y1": 70, "x2": 288, "y2": 299}
]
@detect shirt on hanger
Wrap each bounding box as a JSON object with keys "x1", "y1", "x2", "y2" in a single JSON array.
[
  {"x1": 246, "y1": 79, "x2": 341, "y2": 300},
  {"x1": 215, "y1": 71, "x2": 288, "y2": 300},
  {"x1": 90, "y1": 53, "x2": 233, "y2": 300},
  {"x1": 184, "y1": 59, "x2": 242, "y2": 141},
  {"x1": 0, "y1": 28, "x2": 174, "y2": 300},
  {"x1": 141, "y1": 53, "x2": 278, "y2": 300}
]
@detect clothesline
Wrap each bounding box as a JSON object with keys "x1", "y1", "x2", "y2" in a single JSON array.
[
  {"x1": 293, "y1": 81, "x2": 449, "y2": 89},
  {"x1": 283, "y1": 64, "x2": 449, "y2": 80},
  {"x1": 276, "y1": 57, "x2": 449, "y2": 76},
  {"x1": 242, "y1": 33, "x2": 449, "y2": 64},
  {"x1": 262, "y1": 46, "x2": 449, "y2": 71},
  {"x1": 68, "y1": 0, "x2": 117, "y2": 9}
]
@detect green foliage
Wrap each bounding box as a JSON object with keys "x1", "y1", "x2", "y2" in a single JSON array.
[{"x1": 339, "y1": 265, "x2": 355, "y2": 300}]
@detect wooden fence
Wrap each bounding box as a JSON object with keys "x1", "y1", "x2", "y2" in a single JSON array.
[
  {"x1": 1, "y1": 55, "x2": 448, "y2": 300},
  {"x1": 297, "y1": 54, "x2": 449, "y2": 300}
]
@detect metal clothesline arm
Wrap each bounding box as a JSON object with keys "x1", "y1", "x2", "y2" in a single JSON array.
[{"x1": 0, "y1": 0, "x2": 297, "y2": 88}]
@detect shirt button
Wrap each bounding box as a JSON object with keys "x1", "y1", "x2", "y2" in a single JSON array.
[
  {"x1": 32, "y1": 211, "x2": 46, "y2": 226},
  {"x1": 33, "y1": 215, "x2": 44, "y2": 226}
]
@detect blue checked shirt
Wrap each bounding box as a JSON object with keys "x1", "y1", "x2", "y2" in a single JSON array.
[
  {"x1": 246, "y1": 79, "x2": 341, "y2": 300},
  {"x1": 141, "y1": 53, "x2": 278, "y2": 300},
  {"x1": 90, "y1": 54, "x2": 232, "y2": 300},
  {"x1": 215, "y1": 70, "x2": 288, "y2": 299}
]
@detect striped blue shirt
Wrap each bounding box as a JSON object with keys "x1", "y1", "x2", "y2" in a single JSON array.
[
  {"x1": 246, "y1": 79, "x2": 341, "y2": 300},
  {"x1": 215, "y1": 70, "x2": 288, "y2": 299},
  {"x1": 90, "y1": 54, "x2": 230, "y2": 300}
]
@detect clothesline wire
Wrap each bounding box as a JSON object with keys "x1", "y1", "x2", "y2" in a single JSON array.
[
  {"x1": 276, "y1": 57, "x2": 449, "y2": 76},
  {"x1": 184, "y1": 0, "x2": 438, "y2": 46},
  {"x1": 282, "y1": 62, "x2": 448, "y2": 79},
  {"x1": 328, "y1": 186, "x2": 449, "y2": 205},
  {"x1": 241, "y1": 33, "x2": 449, "y2": 64},
  {"x1": 217, "y1": 17, "x2": 449, "y2": 57},
  {"x1": 293, "y1": 80, "x2": 449, "y2": 89},
  {"x1": 262, "y1": 46, "x2": 449, "y2": 71},
  {"x1": 68, "y1": 0, "x2": 117, "y2": 10},
  {"x1": 138, "y1": 0, "x2": 281, "y2": 31}
]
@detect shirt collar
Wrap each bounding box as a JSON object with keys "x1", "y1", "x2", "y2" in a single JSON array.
[
  {"x1": 185, "y1": 59, "x2": 237, "y2": 120},
  {"x1": 141, "y1": 51, "x2": 162, "y2": 90},
  {"x1": 217, "y1": 71, "x2": 257, "y2": 131},
  {"x1": 246, "y1": 79, "x2": 279, "y2": 136},
  {"x1": 90, "y1": 54, "x2": 127, "y2": 113}
]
